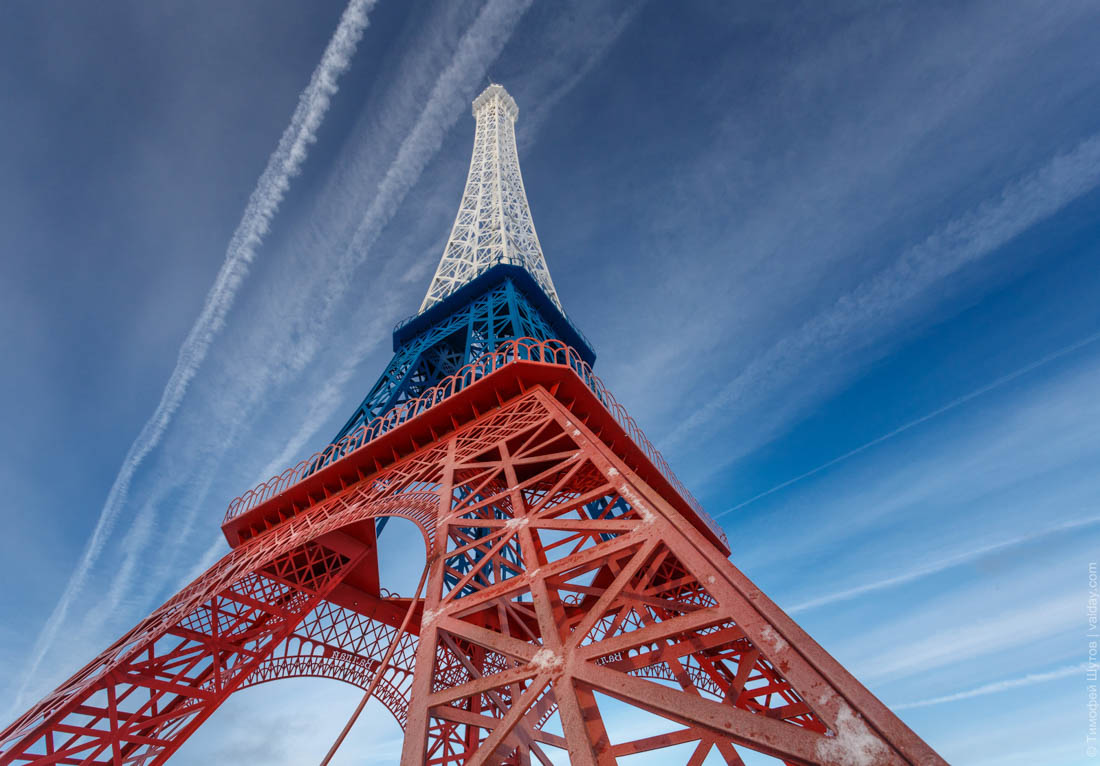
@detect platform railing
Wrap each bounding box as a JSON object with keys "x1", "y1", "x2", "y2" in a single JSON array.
[{"x1": 224, "y1": 338, "x2": 727, "y2": 548}]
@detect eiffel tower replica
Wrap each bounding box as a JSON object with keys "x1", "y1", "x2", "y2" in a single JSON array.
[{"x1": 0, "y1": 85, "x2": 946, "y2": 765}]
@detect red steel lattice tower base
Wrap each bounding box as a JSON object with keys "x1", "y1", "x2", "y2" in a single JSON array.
[
  {"x1": 0, "y1": 343, "x2": 946, "y2": 765},
  {"x1": 0, "y1": 84, "x2": 947, "y2": 765}
]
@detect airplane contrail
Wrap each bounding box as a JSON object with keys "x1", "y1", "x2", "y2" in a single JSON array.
[
  {"x1": 70, "y1": 0, "x2": 541, "y2": 659},
  {"x1": 893, "y1": 663, "x2": 1086, "y2": 710},
  {"x1": 716, "y1": 327, "x2": 1100, "y2": 518},
  {"x1": 787, "y1": 514, "x2": 1100, "y2": 613},
  {"x1": 10, "y1": 0, "x2": 377, "y2": 712}
]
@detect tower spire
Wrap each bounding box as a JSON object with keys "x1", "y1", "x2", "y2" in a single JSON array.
[{"x1": 420, "y1": 84, "x2": 562, "y2": 312}]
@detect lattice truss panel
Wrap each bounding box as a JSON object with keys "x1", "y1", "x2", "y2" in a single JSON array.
[
  {"x1": 336, "y1": 280, "x2": 561, "y2": 442},
  {"x1": 0, "y1": 492, "x2": 444, "y2": 761},
  {"x1": 399, "y1": 390, "x2": 940, "y2": 766},
  {"x1": 420, "y1": 85, "x2": 561, "y2": 313},
  {"x1": 239, "y1": 600, "x2": 419, "y2": 726},
  {"x1": 1, "y1": 385, "x2": 942, "y2": 765},
  {"x1": 0, "y1": 543, "x2": 358, "y2": 765}
]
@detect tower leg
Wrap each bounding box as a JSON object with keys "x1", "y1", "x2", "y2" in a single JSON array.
[
  {"x1": 395, "y1": 387, "x2": 947, "y2": 765},
  {"x1": 0, "y1": 540, "x2": 367, "y2": 765}
]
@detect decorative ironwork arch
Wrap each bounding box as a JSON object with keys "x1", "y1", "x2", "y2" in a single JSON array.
[
  {"x1": 237, "y1": 623, "x2": 418, "y2": 727},
  {"x1": 240, "y1": 662, "x2": 412, "y2": 724},
  {"x1": 228, "y1": 497, "x2": 437, "y2": 725}
]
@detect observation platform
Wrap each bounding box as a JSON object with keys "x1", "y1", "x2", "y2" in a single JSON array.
[{"x1": 221, "y1": 339, "x2": 728, "y2": 555}]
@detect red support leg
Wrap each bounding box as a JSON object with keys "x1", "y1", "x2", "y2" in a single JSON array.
[
  {"x1": 0, "y1": 541, "x2": 365, "y2": 765},
  {"x1": 393, "y1": 388, "x2": 946, "y2": 765}
]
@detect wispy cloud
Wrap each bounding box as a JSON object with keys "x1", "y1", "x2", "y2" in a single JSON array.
[
  {"x1": 254, "y1": 2, "x2": 643, "y2": 479},
  {"x1": 787, "y1": 515, "x2": 1100, "y2": 614},
  {"x1": 728, "y1": 347, "x2": 1100, "y2": 580},
  {"x1": 9, "y1": 0, "x2": 377, "y2": 711},
  {"x1": 243, "y1": 0, "x2": 543, "y2": 468},
  {"x1": 79, "y1": 467, "x2": 222, "y2": 639},
  {"x1": 893, "y1": 663, "x2": 1087, "y2": 711},
  {"x1": 856, "y1": 593, "x2": 1078, "y2": 682},
  {"x1": 665, "y1": 132, "x2": 1100, "y2": 453},
  {"x1": 178, "y1": 535, "x2": 230, "y2": 592},
  {"x1": 251, "y1": 292, "x2": 409, "y2": 482},
  {"x1": 518, "y1": 3, "x2": 643, "y2": 145},
  {"x1": 33, "y1": 0, "x2": 541, "y2": 679},
  {"x1": 60, "y1": 0, "x2": 645, "y2": 663},
  {"x1": 717, "y1": 328, "x2": 1100, "y2": 517}
]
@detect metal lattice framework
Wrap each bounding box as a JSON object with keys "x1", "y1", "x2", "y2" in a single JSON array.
[
  {"x1": 227, "y1": 339, "x2": 718, "y2": 549},
  {"x1": 0, "y1": 85, "x2": 947, "y2": 765},
  {"x1": 240, "y1": 599, "x2": 419, "y2": 726},
  {"x1": 335, "y1": 273, "x2": 585, "y2": 444},
  {"x1": 420, "y1": 85, "x2": 561, "y2": 313},
  {"x1": 0, "y1": 343, "x2": 945, "y2": 765}
]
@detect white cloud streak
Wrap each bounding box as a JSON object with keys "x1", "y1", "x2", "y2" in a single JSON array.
[
  {"x1": 252, "y1": 2, "x2": 644, "y2": 481},
  {"x1": 857, "y1": 593, "x2": 1078, "y2": 682},
  {"x1": 666, "y1": 132, "x2": 1100, "y2": 450},
  {"x1": 9, "y1": 0, "x2": 376, "y2": 712},
  {"x1": 177, "y1": 535, "x2": 230, "y2": 593},
  {"x1": 717, "y1": 328, "x2": 1100, "y2": 517},
  {"x1": 787, "y1": 514, "x2": 1100, "y2": 614},
  {"x1": 519, "y1": 3, "x2": 643, "y2": 145},
  {"x1": 33, "y1": 0, "x2": 540, "y2": 681},
  {"x1": 893, "y1": 663, "x2": 1087, "y2": 711}
]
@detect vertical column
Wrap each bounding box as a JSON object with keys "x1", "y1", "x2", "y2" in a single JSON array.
[{"x1": 399, "y1": 439, "x2": 456, "y2": 764}]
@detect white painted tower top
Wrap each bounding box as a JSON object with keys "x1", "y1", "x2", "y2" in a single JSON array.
[{"x1": 419, "y1": 84, "x2": 563, "y2": 313}]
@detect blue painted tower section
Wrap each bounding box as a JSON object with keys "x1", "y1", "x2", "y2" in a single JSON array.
[
  {"x1": 334, "y1": 264, "x2": 596, "y2": 561},
  {"x1": 320, "y1": 85, "x2": 607, "y2": 595},
  {"x1": 334, "y1": 264, "x2": 595, "y2": 442}
]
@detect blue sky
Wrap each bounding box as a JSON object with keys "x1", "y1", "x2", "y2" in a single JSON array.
[{"x1": 1, "y1": 1, "x2": 1098, "y2": 763}]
